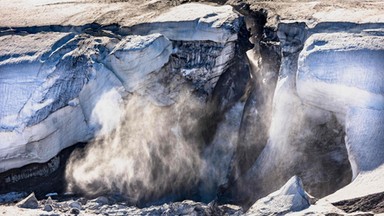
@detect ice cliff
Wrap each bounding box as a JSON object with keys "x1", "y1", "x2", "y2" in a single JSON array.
[
  {"x1": 1, "y1": 1, "x2": 384, "y2": 215},
  {"x1": 223, "y1": 11, "x2": 384, "y2": 213},
  {"x1": 0, "y1": 3, "x2": 241, "y2": 172}
]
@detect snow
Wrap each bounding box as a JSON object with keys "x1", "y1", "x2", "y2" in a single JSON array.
[
  {"x1": 286, "y1": 201, "x2": 345, "y2": 216},
  {"x1": 247, "y1": 176, "x2": 310, "y2": 215},
  {"x1": 0, "y1": 105, "x2": 90, "y2": 172},
  {"x1": 323, "y1": 163, "x2": 384, "y2": 203},
  {"x1": 0, "y1": 0, "x2": 383, "y2": 215},
  {"x1": 78, "y1": 63, "x2": 125, "y2": 137},
  {"x1": 246, "y1": 1, "x2": 384, "y2": 28}
]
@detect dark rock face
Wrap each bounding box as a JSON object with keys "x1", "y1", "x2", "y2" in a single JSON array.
[
  {"x1": 226, "y1": 7, "x2": 280, "y2": 185},
  {"x1": 219, "y1": 18, "x2": 353, "y2": 209},
  {"x1": 333, "y1": 192, "x2": 384, "y2": 214},
  {"x1": 199, "y1": 19, "x2": 252, "y2": 147},
  {"x1": 0, "y1": 143, "x2": 86, "y2": 198},
  {"x1": 171, "y1": 40, "x2": 229, "y2": 94}
]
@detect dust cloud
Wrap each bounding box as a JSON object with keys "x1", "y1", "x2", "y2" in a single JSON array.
[{"x1": 65, "y1": 90, "x2": 207, "y2": 205}]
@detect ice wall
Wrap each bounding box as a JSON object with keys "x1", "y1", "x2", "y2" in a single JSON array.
[{"x1": 0, "y1": 3, "x2": 241, "y2": 173}]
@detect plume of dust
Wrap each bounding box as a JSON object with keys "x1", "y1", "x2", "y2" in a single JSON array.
[{"x1": 65, "y1": 90, "x2": 205, "y2": 204}]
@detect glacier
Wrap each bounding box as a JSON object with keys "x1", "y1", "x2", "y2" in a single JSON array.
[
  {"x1": 1, "y1": 1, "x2": 384, "y2": 215},
  {"x1": 0, "y1": 3, "x2": 241, "y2": 173}
]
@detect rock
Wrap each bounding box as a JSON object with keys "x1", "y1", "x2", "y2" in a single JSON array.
[
  {"x1": 332, "y1": 191, "x2": 384, "y2": 214},
  {"x1": 199, "y1": 102, "x2": 245, "y2": 201},
  {"x1": 43, "y1": 204, "x2": 53, "y2": 212},
  {"x1": 132, "y1": 200, "x2": 243, "y2": 216},
  {"x1": 70, "y1": 207, "x2": 80, "y2": 214},
  {"x1": 45, "y1": 196, "x2": 53, "y2": 205},
  {"x1": 94, "y1": 196, "x2": 109, "y2": 205},
  {"x1": 69, "y1": 201, "x2": 82, "y2": 210},
  {"x1": 246, "y1": 176, "x2": 310, "y2": 215},
  {"x1": 16, "y1": 192, "x2": 39, "y2": 209},
  {"x1": 77, "y1": 197, "x2": 87, "y2": 206}
]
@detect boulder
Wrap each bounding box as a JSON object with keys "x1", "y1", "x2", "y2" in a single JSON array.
[
  {"x1": 16, "y1": 192, "x2": 39, "y2": 209},
  {"x1": 70, "y1": 207, "x2": 80, "y2": 214},
  {"x1": 94, "y1": 196, "x2": 109, "y2": 205},
  {"x1": 69, "y1": 201, "x2": 82, "y2": 210},
  {"x1": 43, "y1": 204, "x2": 53, "y2": 212}
]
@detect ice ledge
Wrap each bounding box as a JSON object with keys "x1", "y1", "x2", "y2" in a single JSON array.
[
  {"x1": 297, "y1": 30, "x2": 384, "y2": 112},
  {"x1": 129, "y1": 3, "x2": 241, "y2": 43}
]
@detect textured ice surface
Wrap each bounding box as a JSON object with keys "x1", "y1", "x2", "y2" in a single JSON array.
[
  {"x1": 0, "y1": 3, "x2": 240, "y2": 172},
  {"x1": 0, "y1": 33, "x2": 74, "y2": 130},
  {"x1": 247, "y1": 176, "x2": 310, "y2": 215},
  {"x1": 297, "y1": 32, "x2": 384, "y2": 113},
  {"x1": 106, "y1": 34, "x2": 172, "y2": 92},
  {"x1": 297, "y1": 31, "x2": 384, "y2": 174},
  {"x1": 345, "y1": 108, "x2": 384, "y2": 178},
  {"x1": 0, "y1": 34, "x2": 122, "y2": 171},
  {"x1": 132, "y1": 3, "x2": 240, "y2": 43}
]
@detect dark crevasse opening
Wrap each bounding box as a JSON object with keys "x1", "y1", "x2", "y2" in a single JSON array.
[
  {"x1": 217, "y1": 4, "x2": 352, "y2": 209},
  {"x1": 0, "y1": 143, "x2": 87, "y2": 199}
]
